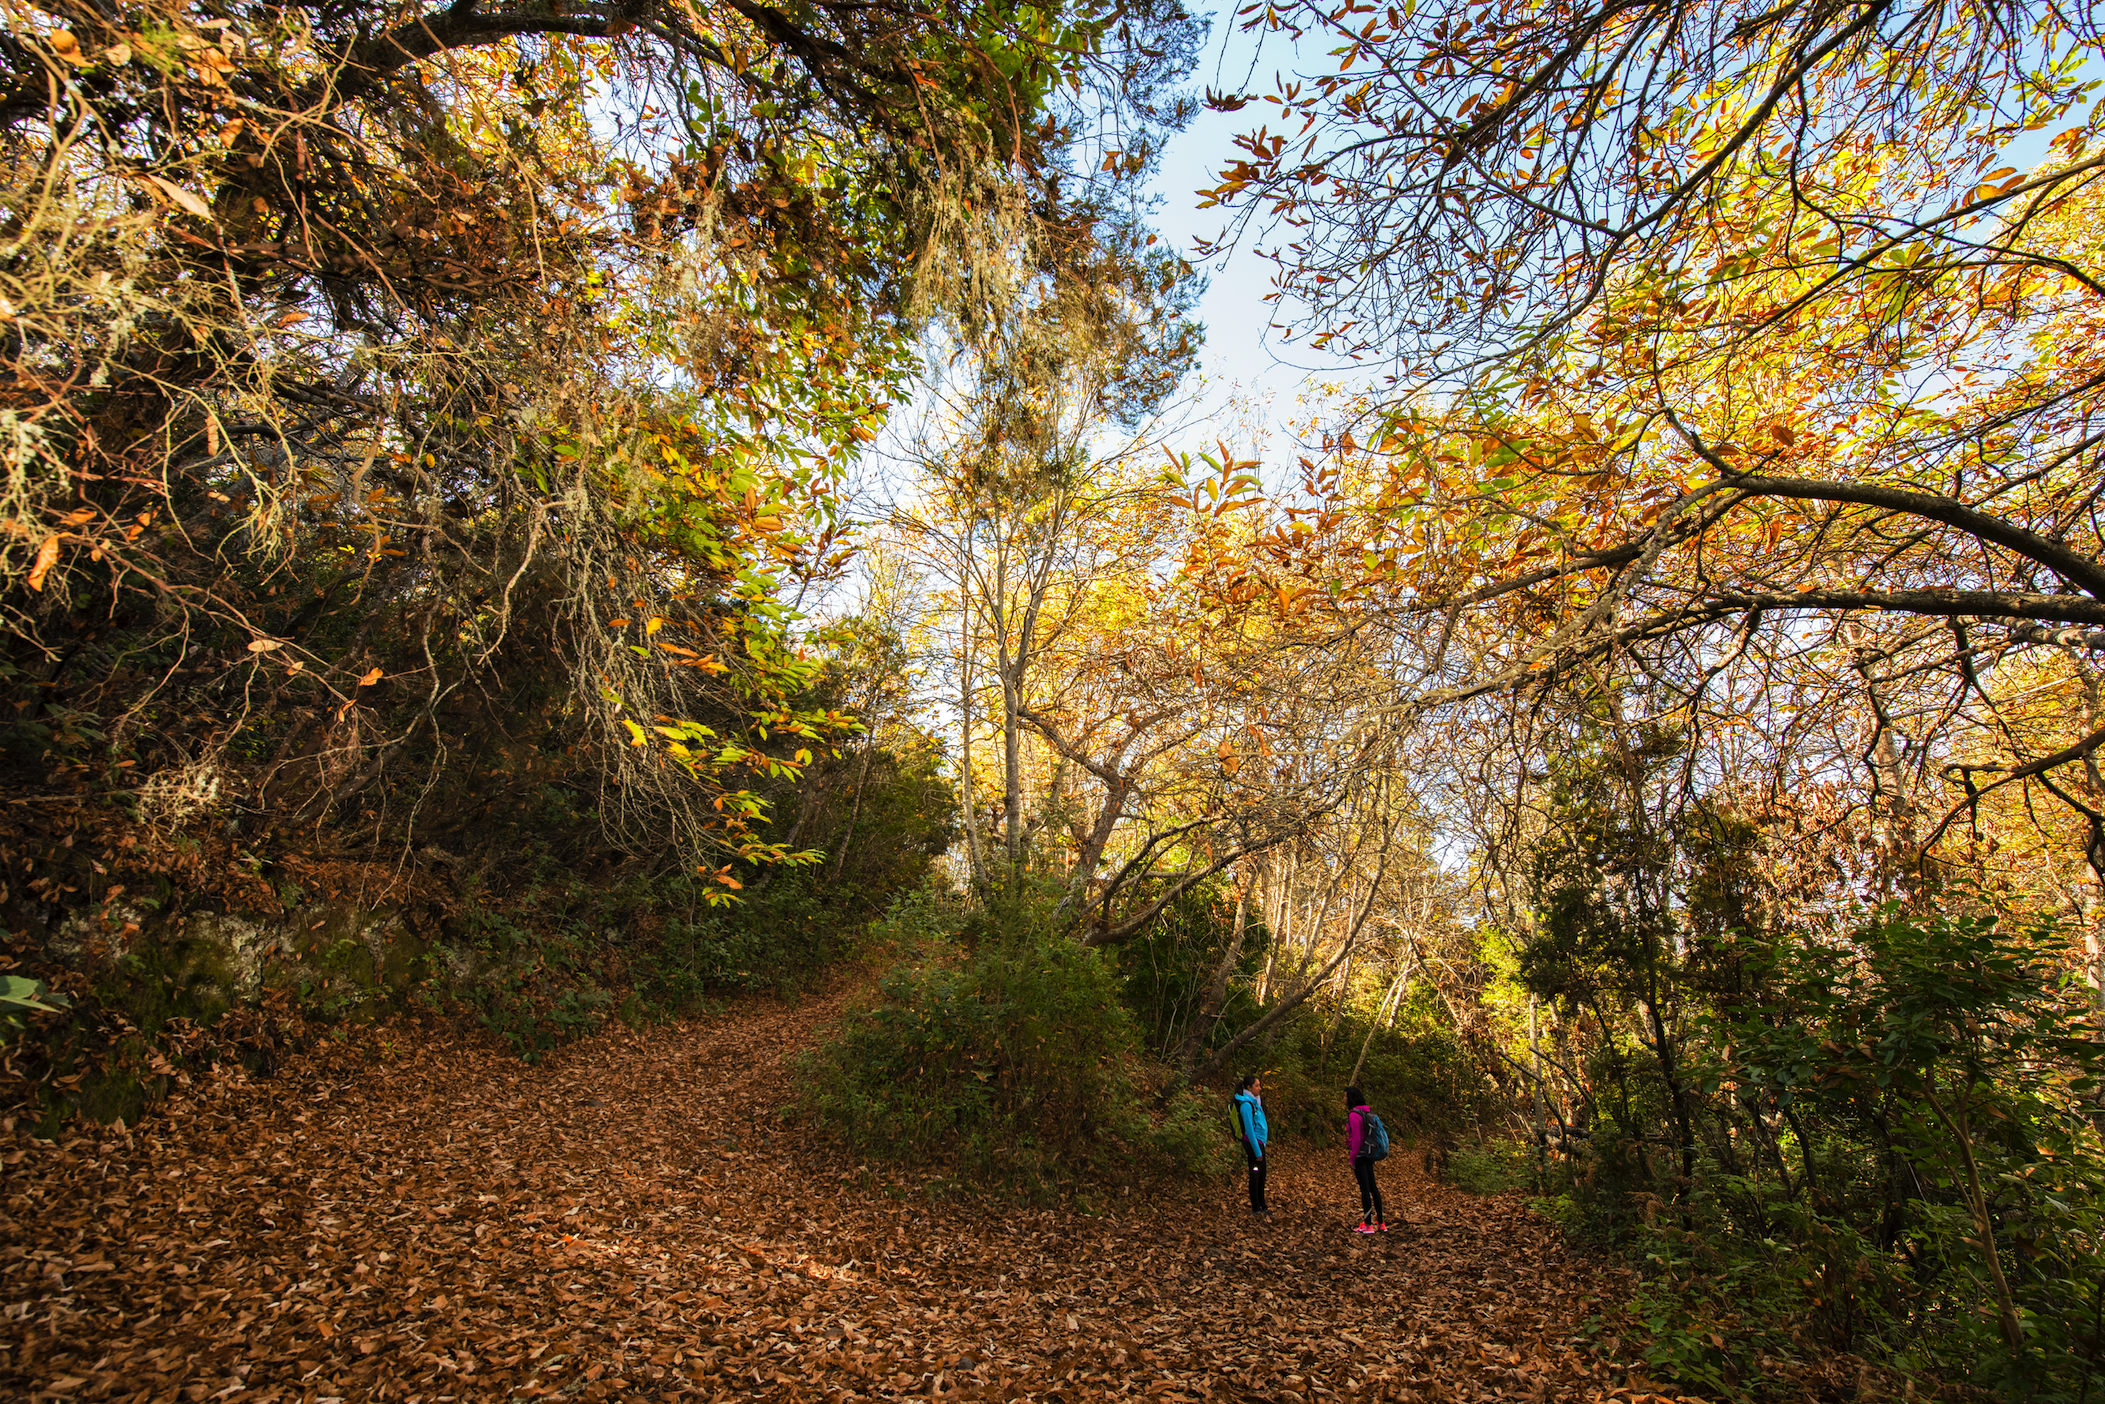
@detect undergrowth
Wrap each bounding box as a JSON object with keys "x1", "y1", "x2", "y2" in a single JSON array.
[
  {"x1": 1443, "y1": 1139, "x2": 1537, "y2": 1196},
  {"x1": 1523, "y1": 909, "x2": 2105, "y2": 1403},
  {"x1": 799, "y1": 882, "x2": 1235, "y2": 1201}
]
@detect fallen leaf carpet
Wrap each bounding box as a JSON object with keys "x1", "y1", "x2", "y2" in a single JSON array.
[{"x1": 2, "y1": 979, "x2": 1693, "y2": 1403}]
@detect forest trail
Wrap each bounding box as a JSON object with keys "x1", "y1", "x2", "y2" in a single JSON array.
[{"x1": 2, "y1": 981, "x2": 1668, "y2": 1404}]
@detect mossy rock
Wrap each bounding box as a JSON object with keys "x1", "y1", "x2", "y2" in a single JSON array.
[{"x1": 96, "y1": 919, "x2": 253, "y2": 1034}]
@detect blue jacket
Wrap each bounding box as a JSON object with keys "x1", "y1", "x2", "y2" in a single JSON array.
[{"x1": 1233, "y1": 1090, "x2": 1268, "y2": 1153}]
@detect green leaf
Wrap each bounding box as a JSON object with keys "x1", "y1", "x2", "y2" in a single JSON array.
[{"x1": 0, "y1": 975, "x2": 68, "y2": 1015}]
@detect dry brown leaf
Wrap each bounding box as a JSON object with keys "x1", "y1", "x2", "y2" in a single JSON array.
[
  {"x1": 138, "y1": 173, "x2": 211, "y2": 219},
  {"x1": 0, "y1": 973, "x2": 1669, "y2": 1404}
]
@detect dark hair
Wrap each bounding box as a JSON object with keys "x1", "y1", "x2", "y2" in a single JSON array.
[
  {"x1": 1345, "y1": 1085, "x2": 1365, "y2": 1108},
  {"x1": 1238, "y1": 1073, "x2": 1258, "y2": 1093}
]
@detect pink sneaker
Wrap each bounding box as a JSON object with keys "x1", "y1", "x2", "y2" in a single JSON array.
[{"x1": 1353, "y1": 1222, "x2": 1376, "y2": 1234}]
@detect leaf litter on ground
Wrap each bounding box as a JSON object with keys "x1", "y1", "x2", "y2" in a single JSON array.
[{"x1": 1, "y1": 976, "x2": 1708, "y2": 1403}]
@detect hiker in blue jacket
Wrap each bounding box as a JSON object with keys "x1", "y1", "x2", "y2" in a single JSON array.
[
  {"x1": 1233, "y1": 1073, "x2": 1270, "y2": 1217},
  {"x1": 1345, "y1": 1084, "x2": 1388, "y2": 1233}
]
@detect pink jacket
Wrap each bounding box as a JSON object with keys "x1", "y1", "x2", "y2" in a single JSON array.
[{"x1": 1347, "y1": 1105, "x2": 1371, "y2": 1161}]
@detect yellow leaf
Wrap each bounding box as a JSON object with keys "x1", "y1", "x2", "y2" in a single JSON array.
[
  {"x1": 623, "y1": 719, "x2": 648, "y2": 747},
  {"x1": 645, "y1": 616, "x2": 666, "y2": 635},
  {"x1": 139, "y1": 174, "x2": 212, "y2": 220}
]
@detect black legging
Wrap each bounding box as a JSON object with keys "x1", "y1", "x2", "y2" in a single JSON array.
[
  {"x1": 1353, "y1": 1156, "x2": 1384, "y2": 1223},
  {"x1": 1245, "y1": 1142, "x2": 1268, "y2": 1213}
]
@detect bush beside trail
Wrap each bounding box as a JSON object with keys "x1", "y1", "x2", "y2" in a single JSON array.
[
  {"x1": 0, "y1": 737, "x2": 952, "y2": 1130},
  {"x1": 801, "y1": 886, "x2": 1234, "y2": 1199}
]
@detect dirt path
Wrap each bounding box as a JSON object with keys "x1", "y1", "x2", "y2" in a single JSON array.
[{"x1": 1, "y1": 984, "x2": 1667, "y2": 1403}]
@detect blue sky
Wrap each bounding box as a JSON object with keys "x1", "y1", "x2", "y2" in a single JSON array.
[
  {"x1": 1142, "y1": 11, "x2": 2103, "y2": 475},
  {"x1": 1143, "y1": 7, "x2": 1370, "y2": 465}
]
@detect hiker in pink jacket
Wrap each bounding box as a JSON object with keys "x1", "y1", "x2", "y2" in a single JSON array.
[{"x1": 1345, "y1": 1085, "x2": 1389, "y2": 1233}]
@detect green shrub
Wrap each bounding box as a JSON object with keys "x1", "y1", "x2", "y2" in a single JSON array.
[
  {"x1": 1444, "y1": 1138, "x2": 1535, "y2": 1195},
  {"x1": 630, "y1": 873, "x2": 842, "y2": 1009},
  {"x1": 464, "y1": 969, "x2": 613, "y2": 1062},
  {"x1": 1131, "y1": 1085, "x2": 1238, "y2": 1183},
  {"x1": 442, "y1": 859, "x2": 873, "y2": 1058},
  {"x1": 1112, "y1": 880, "x2": 1264, "y2": 1061},
  {"x1": 1218, "y1": 980, "x2": 1501, "y2": 1154},
  {"x1": 801, "y1": 884, "x2": 1230, "y2": 1197},
  {"x1": 1530, "y1": 907, "x2": 2105, "y2": 1400}
]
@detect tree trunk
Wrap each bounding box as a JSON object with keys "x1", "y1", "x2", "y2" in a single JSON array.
[
  {"x1": 1192, "y1": 932, "x2": 1357, "y2": 1088},
  {"x1": 1349, "y1": 950, "x2": 1414, "y2": 1087},
  {"x1": 1259, "y1": 849, "x2": 1294, "y2": 1001},
  {"x1": 749, "y1": 772, "x2": 830, "y2": 898},
  {"x1": 1920, "y1": 1076, "x2": 2026, "y2": 1351},
  {"x1": 1640, "y1": 966, "x2": 1697, "y2": 1212},
  {"x1": 1177, "y1": 874, "x2": 1250, "y2": 1072},
  {"x1": 1191, "y1": 841, "x2": 1390, "y2": 1088},
  {"x1": 1054, "y1": 771, "x2": 1129, "y2": 926},
  {"x1": 828, "y1": 740, "x2": 879, "y2": 883},
  {"x1": 959, "y1": 604, "x2": 983, "y2": 888},
  {"x1": 1847, "y1": 624, "x2": 1923, "y2": 895},
  {"x1": 1003, "y1": 658, "x2": 1023, "y2": 878},
  {"x1": 1322, "y1": 879, "x2": 1361, "y2": 1052}
]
